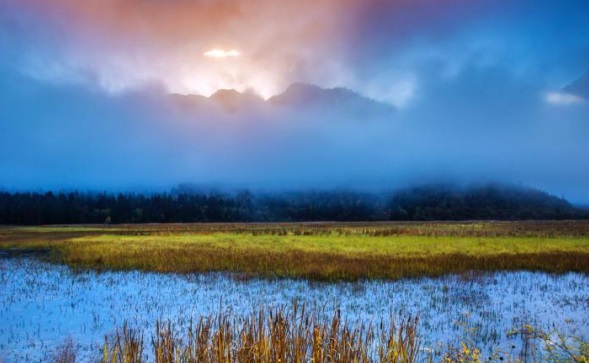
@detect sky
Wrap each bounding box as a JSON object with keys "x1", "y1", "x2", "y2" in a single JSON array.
[{"x1": 0, "y1": 0, "x2": 588, "y2": 202}]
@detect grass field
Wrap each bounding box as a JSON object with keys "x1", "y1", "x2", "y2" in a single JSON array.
[{"x1": 2, "y1": 221, "x2": 589, "y2": 280}]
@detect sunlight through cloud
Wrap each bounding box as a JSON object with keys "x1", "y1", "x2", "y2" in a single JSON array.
[{"x1": 204, "y1": 49, "x2": 241, "y2": 59}]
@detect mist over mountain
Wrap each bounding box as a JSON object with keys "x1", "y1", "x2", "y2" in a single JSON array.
[
  {"x1": 171, "y1": 83, "x2": 395, "y2": 118},
  {"x1": 1, "y1": 0, "x2": 589, "y2": 204},
  {"x1": 388, "y1": 183, "x2": 584, "y2": 221},
  {"x1": 1, "y1": 67, "x2": 589, "y2": 203},
  {"x1": 208, "y1": 89, "x2": 266, "y2": 112},
  {"x1": 1, "y1": 183, "x2": 586, "y2": 225},
  {"x1": 268, "y1": 83, "x2": 395, "y2": 120},
  {"x1": 564, "y1": 69, "x2": 589, "y2": 99}
]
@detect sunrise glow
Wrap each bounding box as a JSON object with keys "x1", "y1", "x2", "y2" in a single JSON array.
[
  {"x1": 0, "y1": 0, "x2": 588, "y2": 202},
  {"x1": 204, "y1": 49, "x2": 241, "y2": 59}
]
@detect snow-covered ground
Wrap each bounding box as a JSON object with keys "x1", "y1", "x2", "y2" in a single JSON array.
[{"x1": 1, "y1": 257, "x2": 587, "y2": 362}]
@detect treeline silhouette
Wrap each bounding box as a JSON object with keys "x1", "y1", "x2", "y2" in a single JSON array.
[{"x1": 0, "y1": 184, "x2": 586, "y2": 225}]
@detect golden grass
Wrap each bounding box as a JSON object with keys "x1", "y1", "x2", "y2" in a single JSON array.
[
  {"x1": 101, "y1": 304, "x2": 420, "y2": 363},
  {"x1": 2, "y1": 221, "x2": 589, "y2": 280},
  {"x1": 50, "y1": 303, "x2": 589, "y2": 363}
]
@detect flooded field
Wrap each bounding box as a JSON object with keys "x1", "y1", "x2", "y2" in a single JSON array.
[{"x1": 1, "y1": 257, "x2": 587, "y2": 362}]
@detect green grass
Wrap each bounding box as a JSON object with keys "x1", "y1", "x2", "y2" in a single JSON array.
[{"x1": 2, "y1": 221, "x2": 589, "y2": 280}]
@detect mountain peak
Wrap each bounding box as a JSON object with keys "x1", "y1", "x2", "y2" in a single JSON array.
[
  {"x1": 563, "y1": 68, "x2": 589, "y2": 99},
  {"x1": 170, "y1": 83, "x2": 396, "y2": 120},
  {"x1": 269, "y1": 83, "x2": 395, "y2": 116},
  {"x1": 208, "y1": 89, "x2": 264, "y2": 112},
  {"x1": 209, "y1": 88, "x2": 242, "y2": 100}
]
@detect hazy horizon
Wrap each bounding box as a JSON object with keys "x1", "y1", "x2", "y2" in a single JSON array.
[{"x1": 1, "y1": 0, "x2": 588, "y2": 203}]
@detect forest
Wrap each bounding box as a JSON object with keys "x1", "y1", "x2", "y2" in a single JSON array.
[{"x1": 0, "y1": 183, "x2": 586, "y2": 225}]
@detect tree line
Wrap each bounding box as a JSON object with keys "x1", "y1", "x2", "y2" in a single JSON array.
[{"x1": 0, "y1": 183, "x2": 586, "y2": 225}]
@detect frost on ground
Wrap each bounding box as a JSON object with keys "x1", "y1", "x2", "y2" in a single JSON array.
[{"x1": 0, "y1": 258, "x2": 587, "y2": 362}]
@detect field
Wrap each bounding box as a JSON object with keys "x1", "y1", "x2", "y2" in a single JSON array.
[
  {"x1": 2, "y1": 221, "x2": 589, "y2": 280},
  {"x1": 1, "y1": 221, "x2": 589, "y2": 362}
]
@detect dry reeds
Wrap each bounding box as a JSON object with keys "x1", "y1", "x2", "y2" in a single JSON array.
[
  {"x1": 101, "y1": 304, "x2": 420, "y2": 363},
  {"x1": 52, "y1": 337, "x2": 77, "y2": 363},
  {"x1": 102, "y1": 323, "x2": 144, "y2": 363}
]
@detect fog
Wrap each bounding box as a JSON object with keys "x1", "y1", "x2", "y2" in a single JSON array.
[
  {"x1": 0, "y1": 0, "x2": 588, "y2": 202},
  {"x1": 0, "y1": 64, "x2": 587, "y2": 202}
]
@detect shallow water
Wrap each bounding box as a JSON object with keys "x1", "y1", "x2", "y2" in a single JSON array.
[{"x1": 0, "y1": 258, "x2": 587, "y2": 362}]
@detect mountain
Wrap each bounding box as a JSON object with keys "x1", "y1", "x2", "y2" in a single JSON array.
[
  {"x1": 389, "y1": 183, "x2": 587, "y2": 221},
  {"x1": 208, "y1": 89, "x2": 264, "y2": 112},
  {"x1": 269, "y1": 83, "x2": 395, "y2": 117},
  {"x1": 170, "y1": 83, "x2": 395, "y2": 120},
  {"x1": 170, "y1": 89, "x2": 264, "y2": 113},
  {"x1": 170, "y1": 93, "x2": 209, "y2": 109},
  {"x1": 563, "y1": 68, "x2": 589, "y2": 99}
]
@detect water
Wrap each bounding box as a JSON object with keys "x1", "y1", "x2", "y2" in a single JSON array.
[{"x1": 0, "y1": 258, "x2": 587, "y2": 362}]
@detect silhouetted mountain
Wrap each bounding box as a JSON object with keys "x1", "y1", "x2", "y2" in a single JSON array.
[
  {"x1": 269, "y1": 83, "x2": 395, "y2": 116},
  {"x1": 170, "y1": 89, "x2": 264, "y2": 113},
  {"x1": 170, "y1": 83, "x2": 395, "y2": 120},
  {"x1": 563, "y1": 68, "x2": 589, "y2": 99},
  {"x1": 169, "y1": 93, "x2": 211, "y2": 112},
  {"x1": 209, "y1": 89, "x2": 264, "y2": 112}
]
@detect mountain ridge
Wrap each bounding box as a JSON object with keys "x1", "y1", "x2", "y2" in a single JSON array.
[
  {"x1": 268, "y1": 83, "x2": 392, "y2": 109},
  {"x1": 563, "y1": 68, "x2": 589, "y2": 99},
  {"x1": 171, "y1": 83, "x2": 396, "y2": 116}
]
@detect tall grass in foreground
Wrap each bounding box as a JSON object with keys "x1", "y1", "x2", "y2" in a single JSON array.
[
  {"x1": 101, "y1": 304, "x2": 420, "y2": 363},
  {"x1": 91, "y1": 305, "x2": 589, "y2": 363}
]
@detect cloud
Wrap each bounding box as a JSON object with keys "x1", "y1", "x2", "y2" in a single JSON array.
[
  {"x1": 3, "y1": 0, "x2": 587, "y2": 103},
  {"x1": 0, "y1": 0, "x2": 346, "y2": 97},
  {"x1": 545, "y1": 92, "x2": 586, "y2": 106},
  {"x1": 1, "y1": 0, "x2": 589, "y2": 201},
  {"x1": 204, "y1": 49, "x2": 241, "y2": 59},
  {"x1": 1, "y1": 62, "x2": 589, "y2": 201}
]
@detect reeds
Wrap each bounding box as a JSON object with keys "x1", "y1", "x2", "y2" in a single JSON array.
[
  {"x1": 101, "y1": 304, "x2": 420, "y2": 363},
  {"x1": 102, "y1": 323, "x2": 144, "y2": 363},
  {"x1": 52, "y1": 337, "x2": 77, "y2": 363},
  {"x1": 95, "y1": 307, "x2": 589, "y2": 363}
]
